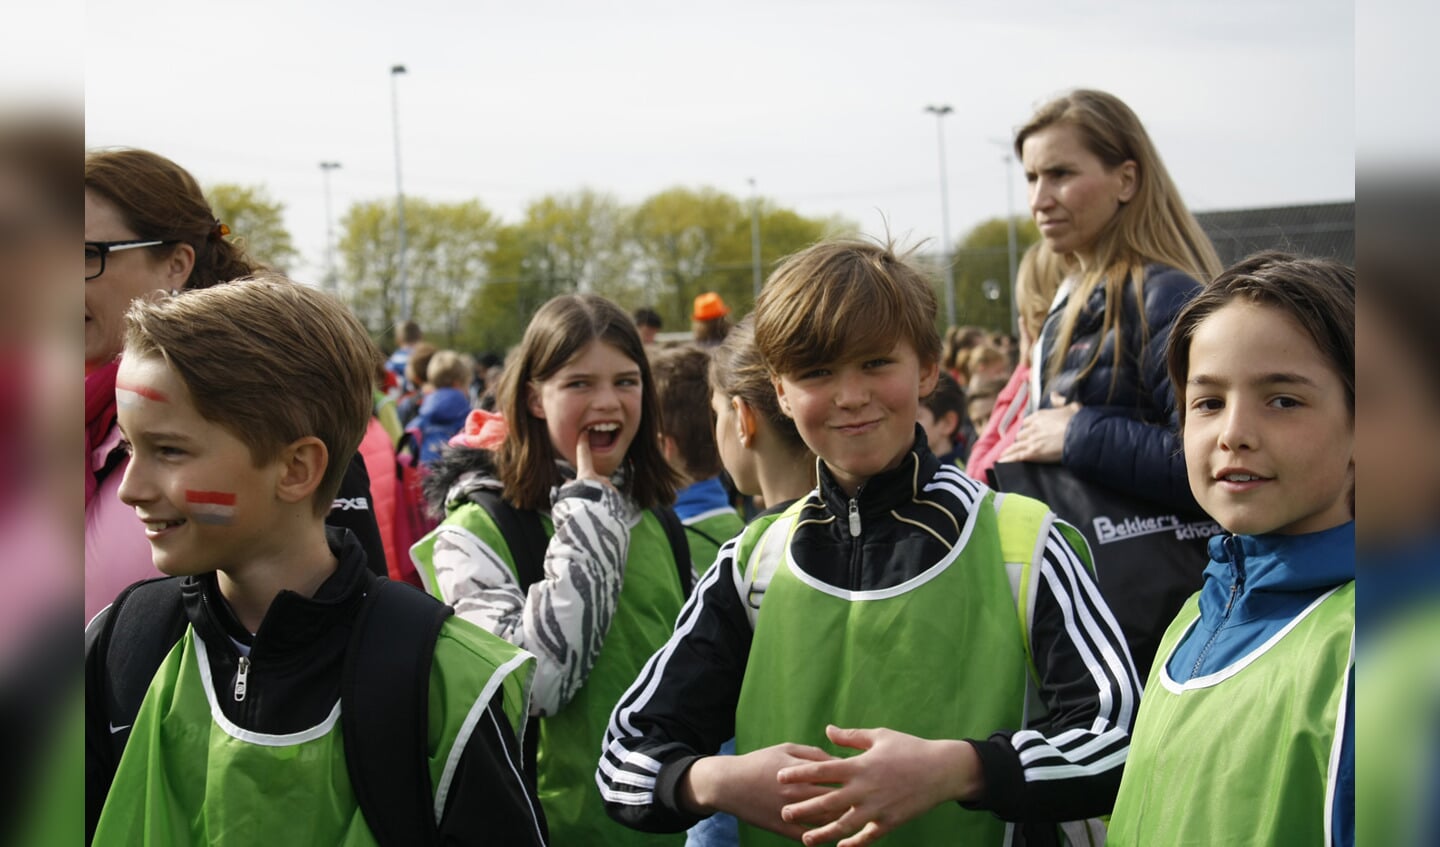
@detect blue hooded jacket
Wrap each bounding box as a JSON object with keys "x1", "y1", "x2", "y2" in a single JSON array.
[
  {"x1": 413, "y1": 387, "x2": 472, "y2": 465},
  {"x1": 1167, "y1": 522, "x2": 1355, "y2": 847}
]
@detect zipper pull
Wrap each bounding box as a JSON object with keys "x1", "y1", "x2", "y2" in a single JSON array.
[
  {"x1": 1222, "y1": 536, "x2": 1244, "y2": 617},
  {"x1": 235, "y1": 656, "x2": 251, "y2": 702},
  {"x1": 848, "y1": 498, "x2": 861, "y2": 537}
]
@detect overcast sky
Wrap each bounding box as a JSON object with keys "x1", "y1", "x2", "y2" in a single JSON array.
[{"x1": 72, "y1": 0, "x2": 1361, "y2": 284}]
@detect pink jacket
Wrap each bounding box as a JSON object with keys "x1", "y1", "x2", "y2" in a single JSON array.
[
  {"x1": 85, "y1": 423, "x2": 160, "y2": 623},
  {"x1": 965, "y1": 363, "x2": 1031, "y2": 485}
]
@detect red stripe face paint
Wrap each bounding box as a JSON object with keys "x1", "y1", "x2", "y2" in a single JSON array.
[
  {"x1": 186, "y1": 490, "x2": 237, "y2": 525},
  {"x1": 116, "y1": 382, "x2": 170, "y2": 410}
]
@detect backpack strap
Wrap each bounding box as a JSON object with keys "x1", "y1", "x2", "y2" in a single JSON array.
[
  {"x1": 98, "y1": 577, "x2": 190, "y2": 760},
  {"x1": 467, "y1": 489, "x2": 549, "y2": 784},
  {"x1": 470, "y1": 490, "x2": 550, "y2": 592},
  {"x1": 651, "y1": 505, "x2": 695, "y2": 598},
  {"x1": 341, "y1": 577, "x2": 453, "y2": 847}
]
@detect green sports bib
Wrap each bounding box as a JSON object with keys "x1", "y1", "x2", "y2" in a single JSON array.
[
  {"x1": 416, "y1": 501, "x2": 687, "y2": 846},
  {"x1": 734, "y1": 495, "x2": 1029, "y2": 846},
  {"x1": 1108, "y1": 582, "x2": 1353, "y2": 846},
  {"x1": 94, "y1": 620, "x2": 532, "y2": 845}
]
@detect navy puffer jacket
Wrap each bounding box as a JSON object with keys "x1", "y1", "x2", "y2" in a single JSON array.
[{"x1": 1037, "y1": 263, "x2": 1202, "y2": 511}]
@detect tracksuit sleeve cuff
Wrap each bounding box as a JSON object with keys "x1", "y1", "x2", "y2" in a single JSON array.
[
  {"x1": 959, "y1": 734, "x2": 1027, "y2": 820},
  {"x1": 655, "y1": 754, "x2": 708, "y2": 825}
]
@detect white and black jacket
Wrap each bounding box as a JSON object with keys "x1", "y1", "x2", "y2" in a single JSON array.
[
  {"x1": 598, "y1": 429, "x2": 1141, "y2": 839},
  {"x1": 422, "y1": 448, "x2": 639, "y2": 717}
]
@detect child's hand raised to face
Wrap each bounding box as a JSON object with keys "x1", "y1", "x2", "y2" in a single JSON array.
[
  {"x1": 776, "y1": 725, "x2": 985, "y2": 847},
  {"x1": 573, "y1": 426, "x2": 614, "y2": 488}
]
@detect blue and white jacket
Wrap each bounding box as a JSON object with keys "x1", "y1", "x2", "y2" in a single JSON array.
[{"x1": 1167, "y1": 522, "x2": 1355, "y2": 847}]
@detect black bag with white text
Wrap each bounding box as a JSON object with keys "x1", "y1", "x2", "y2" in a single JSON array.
[{"x1": 990, "y1": 461, "x2": 1220, "y2": 680}]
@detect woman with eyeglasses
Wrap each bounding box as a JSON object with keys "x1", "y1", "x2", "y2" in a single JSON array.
[
  {"x1": 84, "y1": 149, "x2": 261, "y2": 622},
  {"x1": 85, "y1": 149, "x2": 393, "y2": 622}
]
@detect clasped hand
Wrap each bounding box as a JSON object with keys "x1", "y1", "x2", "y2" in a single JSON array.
[{"x1": 690, "y1": 726, "x2": 982, "y2": 846}]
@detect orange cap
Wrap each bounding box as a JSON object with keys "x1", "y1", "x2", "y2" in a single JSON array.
[{"x1": 693, "y1": 292, "x2": 730, "y2": 321}]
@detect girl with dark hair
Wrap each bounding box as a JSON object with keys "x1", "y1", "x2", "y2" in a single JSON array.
[{"x1": 412, "y1": 293, "x2": 687, "y2": 846}]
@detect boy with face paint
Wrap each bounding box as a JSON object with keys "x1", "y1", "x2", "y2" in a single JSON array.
[{"x1": 85, "y1": 276, "x2": 547, "y2": 846}]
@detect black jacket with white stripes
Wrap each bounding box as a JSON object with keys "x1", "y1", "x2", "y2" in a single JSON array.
[{"x1": 597, "y1": 428, "x2": 1140, "y2": 837}]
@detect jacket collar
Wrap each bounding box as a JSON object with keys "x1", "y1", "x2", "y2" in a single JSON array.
[
  {"x1": 1205, "y1": 521, "x2": 1355, "y2": 596},
  {"x1": 184, "y1": 526, "x2": 374, "y2": 654},
  {"x1": 816, "y1": 425, "x2": 940, "y2": 518}
]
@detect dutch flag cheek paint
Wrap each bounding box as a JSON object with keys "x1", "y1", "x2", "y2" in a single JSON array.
[{"x1": 186, "y1": 490, "x2": 237, "y2": 525}]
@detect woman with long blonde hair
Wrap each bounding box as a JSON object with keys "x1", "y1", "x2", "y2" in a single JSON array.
[{"x1": 999, "y1": 89, "x2": 1221, "y2": 510}]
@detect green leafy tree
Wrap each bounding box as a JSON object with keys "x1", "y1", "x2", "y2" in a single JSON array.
[
  {"x1": 629, "y1": 187, "x2": 745, "y2": 328},
  {"x1": 950, "y1": 216, "x2": 1040, "y2": 334},
  {"x1": 630, "y1": 188, "x2": 851, "y2": 328},
  {"x1": 205, "y1": 183, "x2": 298, "y2": 272},
  {"x1": 468, "y1": 190, "x2": 631, "y2": 353},
  {"x1": 700, "y1": 203, "x2": 855, "y2": 320},
  {"x1": 336, "y1": 198, "x2": 497, "y2": 347}
]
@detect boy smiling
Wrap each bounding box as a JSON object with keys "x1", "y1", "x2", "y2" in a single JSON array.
[
  {"x1": 86, "y1": 276, "x2": 546, "y2": 846},
  {"x1": 600, "y1": 240, "x2": 1139, "y2": 846}
]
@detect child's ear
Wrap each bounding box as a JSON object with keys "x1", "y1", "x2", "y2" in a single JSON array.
[
  {"x1": 918, "y1": 358, "x2": 940, "y2": 398},
  {"x1": 658, "y1": 433, "x2": 678, "y2": 464},
  {"x1": 526, "y1": 383, "x2": 545, "y2": 419},
  {"x1": 275, "y1": 436, "x2": 329, "y2": 506},
  {"x1": 940, "y1": 409, "x2": 961, "y2": 439},
  {"x1": 772, "y1": 377, "x2": 793, "y2": 418},
  {"x1": 734, "y1": 397, "x2": 759, "y2": 446}
]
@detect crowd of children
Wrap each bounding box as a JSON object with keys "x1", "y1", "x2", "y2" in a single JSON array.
[{"x1": 84, "y1": 86, "x2": 1354, "y2": 847}]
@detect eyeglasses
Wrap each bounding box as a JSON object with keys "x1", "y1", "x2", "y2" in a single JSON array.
[{"x1": 85, "y1": 239, "x2": 177, "y2": 280}]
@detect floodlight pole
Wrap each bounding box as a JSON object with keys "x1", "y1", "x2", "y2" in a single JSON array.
[
  {"x1": 319, "y1": 161, "x2": 341, "y2": 292},
  {"x1": 390, "y1": 64, "x2": 410, "y2": 323},
  {"x1": 925, "y1": 104, "x2": 956, "y2": 328},
  {"x1": 749, "y1": 178, "x2": 762, "y2": 300}
]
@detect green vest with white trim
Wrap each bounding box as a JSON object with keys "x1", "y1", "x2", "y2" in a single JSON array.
[
  {"x1": 686, "y1": 506, "x2": 746, "y2": 577},
  {"x1": 92, "y1": 618, "x2": 532, "y2": 845},
  {"x1": 412, "y1": 499, "x2": 688, "y2": 846},
  {"x1": 731, "y1": 491, "x2": 1086, "y2": 846},
  {"x1": 1107, "y1": 581, "x2": 1354, "y2": 846}
]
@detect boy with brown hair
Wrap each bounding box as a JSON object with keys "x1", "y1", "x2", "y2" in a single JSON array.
[
  {"x1": 85, "y1": 276, "x2": 546, "y2": 846},
  {"x1": 650, "y1": 344, "x2": 746, "y2": 575},
  {"x1": 600, "y1": 240, "x2": 1138, "y2": 845}
]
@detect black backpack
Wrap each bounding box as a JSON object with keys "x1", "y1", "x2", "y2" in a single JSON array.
[{"x1": 91, "y1": 576, "x2": 453, "y2": 847}]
